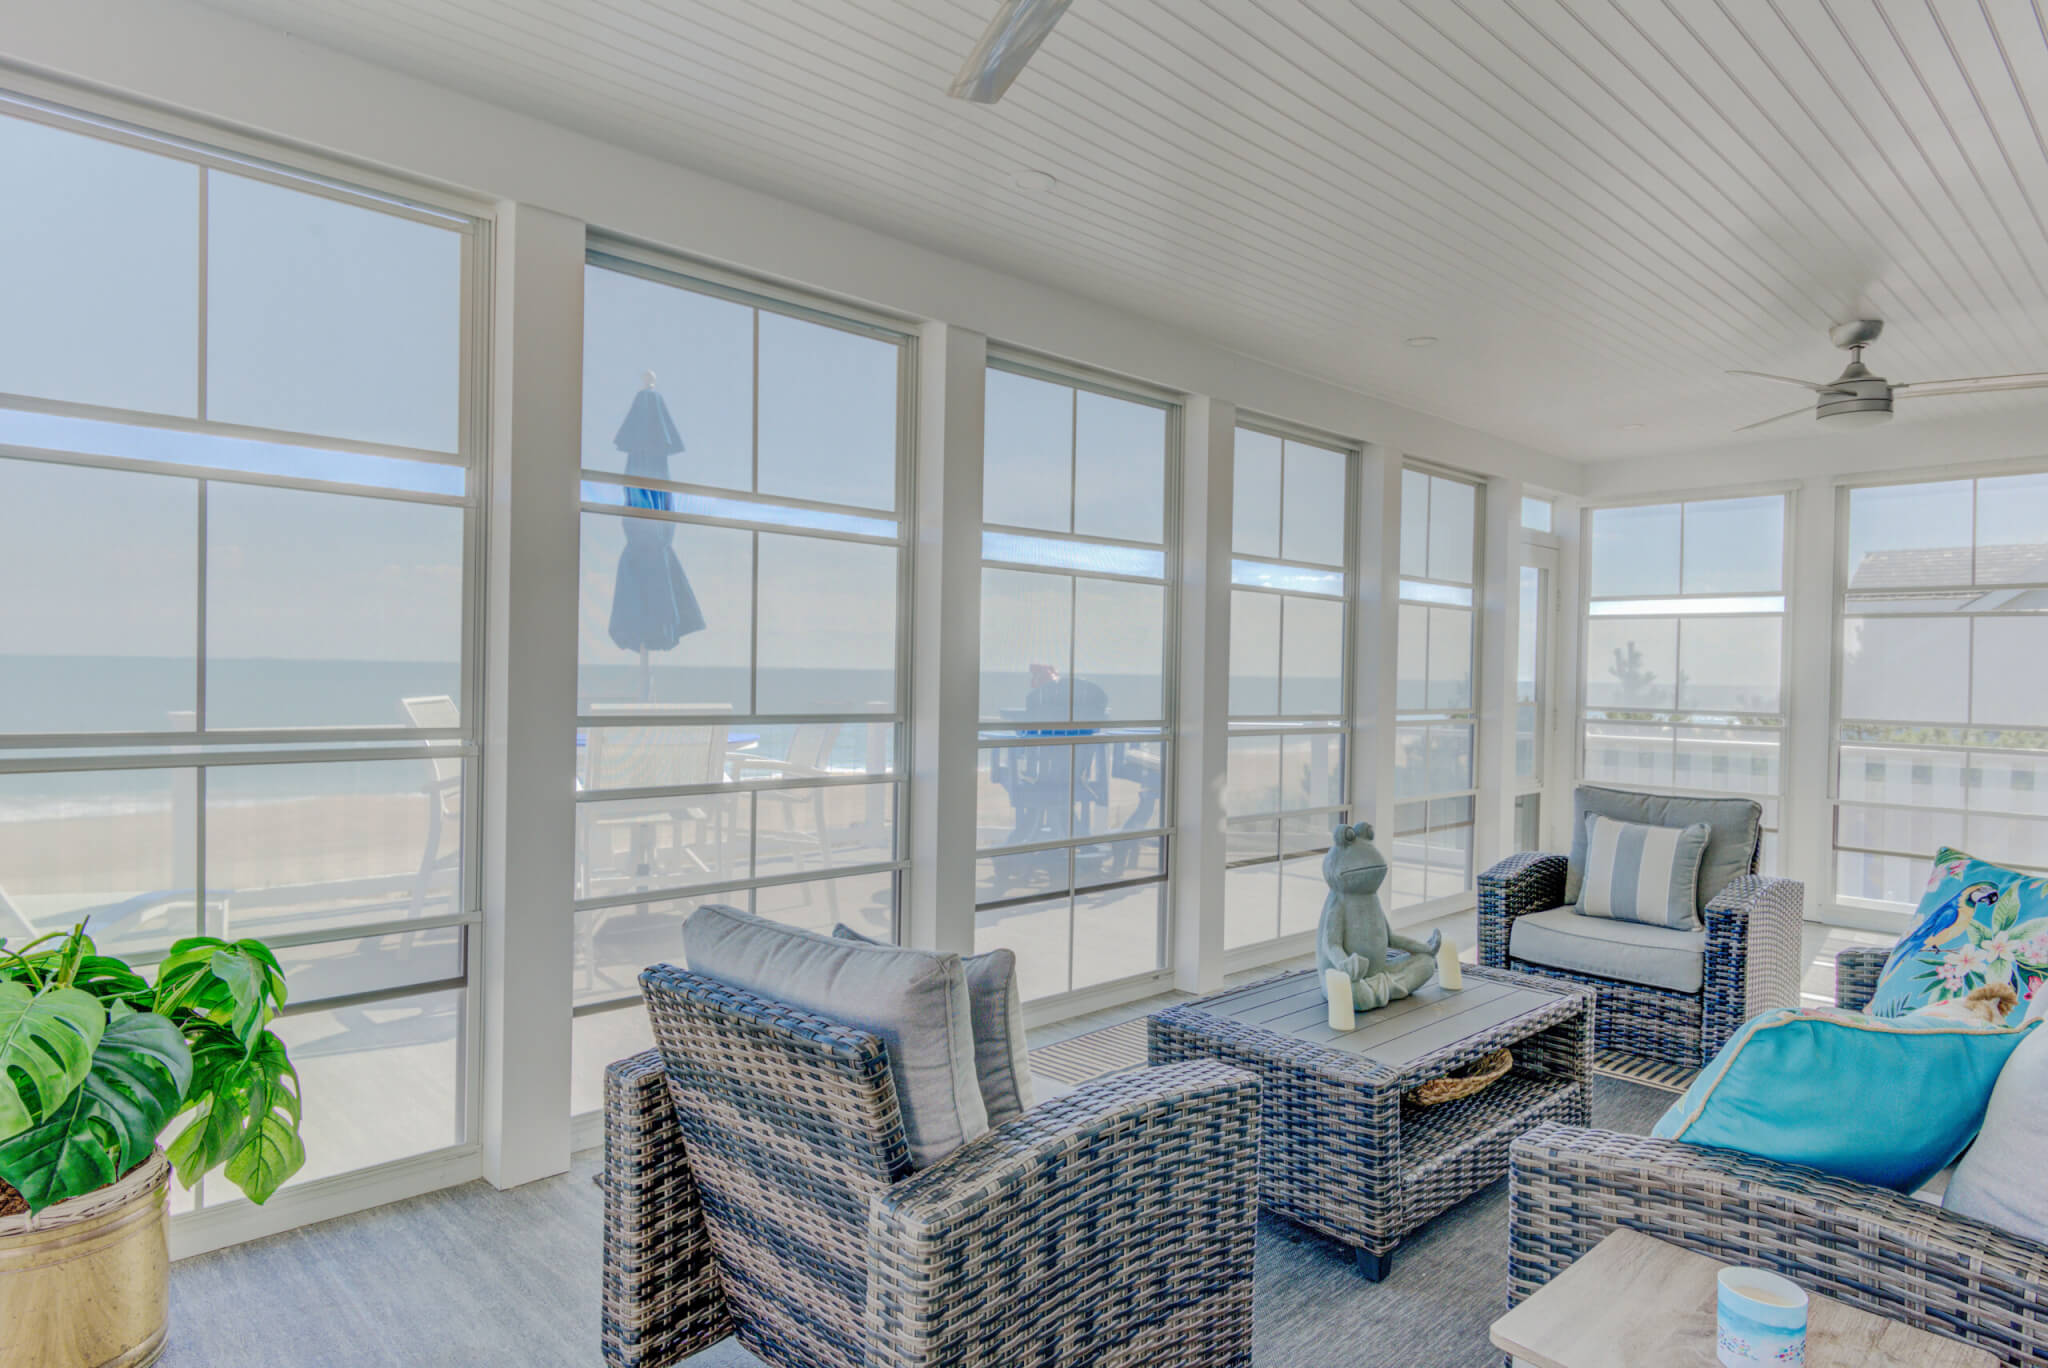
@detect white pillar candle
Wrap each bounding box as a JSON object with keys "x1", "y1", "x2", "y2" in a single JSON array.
[
  {"x1": 1324, "y1": 968, "x2": 1357, "y2": 1031},
  {"x1": 1438, "y1": 937, "x2": 1464, "y2": 990}
]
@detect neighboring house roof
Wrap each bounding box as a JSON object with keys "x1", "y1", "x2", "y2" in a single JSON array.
[{"x1": 1848, "y1": 544, "x2": 2048, "y2": 590}]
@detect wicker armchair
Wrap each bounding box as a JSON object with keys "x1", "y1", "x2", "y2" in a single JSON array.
[
  {"x1": 1506, "y1": 947, "x2": 2048, "y2": 1366},
  {"x1": 1476, "y1": 829, "x2": 1804, "y2": 1068},
  {"x1": 601, "y1": 965, "x2": 1261, "y2": 1368}
]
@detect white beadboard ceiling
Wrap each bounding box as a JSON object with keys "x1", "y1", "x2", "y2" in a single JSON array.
[{"x1": 196, "y1": 0, "x2": 2048, "y2": 462}]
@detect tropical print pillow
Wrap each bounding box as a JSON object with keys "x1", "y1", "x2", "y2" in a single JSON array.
[{"x1": 1868, "y1": 847, "x2": 2048, "y2": 1025}]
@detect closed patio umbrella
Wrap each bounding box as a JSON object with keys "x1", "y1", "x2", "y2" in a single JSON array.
[{"x1": 607, "y1": 375, "x2": 705, "y2": 698}]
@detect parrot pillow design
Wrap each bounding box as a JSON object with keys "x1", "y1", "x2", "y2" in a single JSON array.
[{"x1": 1868, "y1": 847, "x2": 2048, "y2": 1026}]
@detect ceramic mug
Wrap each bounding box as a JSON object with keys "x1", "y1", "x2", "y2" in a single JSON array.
[{"x1": 1716, "y1": 1266, "x2": 1808, "y2": 1367}]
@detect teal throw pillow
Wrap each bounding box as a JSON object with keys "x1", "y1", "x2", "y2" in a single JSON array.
[
  {"x1": 1651, "y1": 1006, "x2": 2039, "y2": 1191},
  {"x1": 1868, "y1": 846, "x2": 2048, "y2": 1025}
]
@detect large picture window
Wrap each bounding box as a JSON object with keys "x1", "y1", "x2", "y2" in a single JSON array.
[
  {"x1": 974, "y1": 362, "x2": 1175, "y2": 1002},
  {"x1": 1391, "y1": 468, "x2": 1481, "y2": 911},
  {"x1": 1835, "y1": 474, "x2": 2048, "y2": 913},
  {"x1": 569, "y1": 253, "x2": 911, "y2": 1112},
  {"x1": 1223, "y1": 426, "x2": 1352, "y2": 948},
  {"x1": 1580, "y1": 495, "x2": 1786, "y2": 868},
  {"x1": 0, "y1": 107, "x2": 480, "y2": 1210}
]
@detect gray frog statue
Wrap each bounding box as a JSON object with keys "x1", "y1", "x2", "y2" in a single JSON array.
[{"x1": 1316, "y1": 821, "x2": 1441, "y2": 1012}]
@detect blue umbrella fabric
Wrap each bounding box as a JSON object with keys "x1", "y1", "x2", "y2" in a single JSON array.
[{"x1": 607, "y1": 383, "x2": 706, "y2": 665}]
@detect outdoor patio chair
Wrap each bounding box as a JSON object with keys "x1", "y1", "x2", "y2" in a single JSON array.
[
  {"x1": 601, "y1": 965, "x2": 1260, "y2": 1368},
  {"x1": 1504, "y1": 946, "x2": 2048, "y2": 1365},
  {"x1": 1477, "y1": 785, "x2": 1804, "y2": 1069}
]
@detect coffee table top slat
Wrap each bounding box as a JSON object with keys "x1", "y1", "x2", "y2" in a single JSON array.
[{"x1": 1188, "y1": 970, "x2": 1570, "y2": 1070}]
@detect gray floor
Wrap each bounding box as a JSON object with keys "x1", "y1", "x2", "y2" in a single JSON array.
[
  {"x1": 163, "y1": 924, "x2": 1869, "y2": 1367},
  {"x1": 162, "y1": 1078, "x2": 1671, "y2": 1368}
]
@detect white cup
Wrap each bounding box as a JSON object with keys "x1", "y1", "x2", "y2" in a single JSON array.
[{"x1": 1716, "y1": 1266, "x2": 1808, "y2": 1367}]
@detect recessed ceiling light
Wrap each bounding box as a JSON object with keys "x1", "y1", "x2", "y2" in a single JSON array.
[
  {"x1": 1621, "y1": 423, "x2": 1646, "y2": 432},
  {"x1": 1012, "y1": 170, "x2": 1057, "y2": 193},
  {"x1": 1404, "y1": 335, "x2": 1438, "y2": 349}
]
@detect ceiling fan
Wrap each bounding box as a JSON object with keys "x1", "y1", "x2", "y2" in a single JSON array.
[
  {"x1": 1731, "y1": 320, "x2": 2048, "y2": 431},
  {"x1": 948, "y1": 0, "x2": 1073, "y2": 103}
]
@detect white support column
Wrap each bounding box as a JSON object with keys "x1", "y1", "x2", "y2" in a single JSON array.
[
  {"x1": 480, "y1": 203, "x2": 582, "y2": 1189},
  {"x1": 1354, "y1": 446, "x2": 1403, "y2": 834},
  {"x1": 1474, "y1": 474, "x2": 1525, "y2": 874},
  {"x1": 908, "y1": 323, "x2": 985, "y2": 956},
  {"x1": 1547, "y1": 497, "x2": 1586, "y2": 853},
  {"x1": 1782, "y1": 477, "x2": 1835, "y2": 921},
  {"x1": 1173, "y1": 395, "x2": 1234, "y2": 993}
]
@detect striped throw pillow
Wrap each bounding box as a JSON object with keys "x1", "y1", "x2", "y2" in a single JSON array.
[{"x1": 1576, "y1": 813, "x2": 1712, "y2": 930}]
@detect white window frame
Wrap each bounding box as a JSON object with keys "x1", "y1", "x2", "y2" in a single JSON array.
[
  {"x1": 1826, "y1": 465, "x2": 2048, "y2": 929},
  {"x1": 1392, "y1": 462, "x2": 1486, "y2": 917},
  {"x1": 1574, "y1": 490, "x2": 1792, "y2": 870},
  {"x1": 973, "y1": 351, "x2": 1182, "y2": 1012},
  {"x1": 0, "y1": 88, "x2": 495, "y2": 1256},
  {"x1": 1221, "y1": 415, "x2": 1359, "y2": 962},
  {"x1": 568, "y1": 243, "x2": 920, "y2": 1107}
]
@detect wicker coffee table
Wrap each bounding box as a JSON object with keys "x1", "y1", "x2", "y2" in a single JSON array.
[{"x1": 1149, "y1": 965, "x2": 1592, "y2": 1280}]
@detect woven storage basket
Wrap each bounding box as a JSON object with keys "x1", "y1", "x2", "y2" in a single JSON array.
[{"x1": 1406, "y1": 1047, "x2": 1512, "y2": 1107}]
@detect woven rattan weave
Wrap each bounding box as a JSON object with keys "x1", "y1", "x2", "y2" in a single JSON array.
[
  {"x1": 601, "y1": 964, "x2": 1262, "y2": 1368},
  {"x1": 1506, "y1": 949, "x2": 2048, "y2": 1368},
  {"x1": 1477, "y1": 843, "x2": 1805, "y2": 1070},
  {"x1": 1148, "y1": 964, "x2": 1591, "y2": 1281}
]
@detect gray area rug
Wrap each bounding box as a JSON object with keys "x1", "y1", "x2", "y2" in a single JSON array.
[{"x1": 161, "y1": 1077, "x2": 1673, "y2": 1368}]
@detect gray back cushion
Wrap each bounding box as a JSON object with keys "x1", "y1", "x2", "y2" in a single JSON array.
[
  {"x1": 1563, "y1": 785, "x2": 1762, "y2": 916},
  {"x1": 834, "y1": 925, "x2": 1034, "y2": 1126},
  {"x1": 683, "y1": 904, "x2": 988, "y2": 1168},
  {"x1": 1575, "y1": 813, "x2": 1712, "y2": 930}
]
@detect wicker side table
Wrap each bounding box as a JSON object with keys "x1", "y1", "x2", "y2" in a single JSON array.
[
  {"x1": 1149, "y1": 965, "x2": 1592, "y2": 1281},
  {"x1": 1492, "y1": 1228, "x2": 2001, "y2": 1367}
]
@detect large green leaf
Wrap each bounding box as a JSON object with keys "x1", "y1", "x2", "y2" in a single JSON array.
[
  {"x1": 150, "y1": 939, "x2": 231, "y2": 1018},
  {"x1": 167, "y1": 1023, "x2": 302, "y2": 1203},
  {"x1": 164, "y1": 1019, "x2": 256, "y2": 1189},
  {"x1": 222, "y1": 1109, "x2": 304, "y2": 1207},
  {"x1": 67, "y1": 957, "x2": 153, "y2": 1011},
  {"x1": 0, "y1": 1012, "x2": 192, "y2": 1211},
  {"x1": 153, "y1": 938, "x2": 287, "y2": 1047},
  {"x1": 208, "y1": 948, "x2": 279, "y2": 1042},
  {"x1": 0, "y1": 982, "x2": 104, "y2": 1142}
]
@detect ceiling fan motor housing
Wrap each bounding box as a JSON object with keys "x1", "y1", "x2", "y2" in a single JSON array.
[{"x1": 1817, "y1": 374, "x2": 1894, "y2": 424}]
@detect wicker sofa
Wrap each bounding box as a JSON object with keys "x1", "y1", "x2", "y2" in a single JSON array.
[
  {"x1": 600, "y1": 964, "x2": 1261, "y2": 1368},
  {"x1": 1476, "y1": 802, "x2": 1804, "y2": 1068},
  {"x1": 1506, "y1": 946, "x2": 2048, "y2": 1365}
]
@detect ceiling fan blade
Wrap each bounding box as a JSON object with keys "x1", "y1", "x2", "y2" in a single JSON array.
[
  {"x1": 1893, "y1": 372, "x2": 2048, "y2": 398},
  {"x1": 948, "y1": 0, "x2": 1075, "y2": 103},
  {"x1": 1734, "y1": 405, "x2": 1813, "y2": 433},
  {"x1": 1727, "y1": 369, "x2": 1833, "y2": 391}
]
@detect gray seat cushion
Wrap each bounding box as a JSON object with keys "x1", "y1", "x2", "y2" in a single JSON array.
[
  {"x1": 683, "y1": 904, "x2": 988, "y2": 1167},
  {"x1": 1563, "y1": 785, "x2": 1762, "y2": 917},
  {"x1": 1509, "y1": 905, "x2": 1707, "y2": 994},
  {"x1": 834, "y1": 924, "x2": 1034, "y2": 1126}
]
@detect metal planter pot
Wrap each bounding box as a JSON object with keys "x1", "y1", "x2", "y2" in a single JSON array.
[{"x1": 0, "y1": 1151, "x2": 170, "y2": 1368}]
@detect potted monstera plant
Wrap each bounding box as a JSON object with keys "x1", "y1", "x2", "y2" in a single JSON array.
[{"x1": 0, "y1": 923, "x2": 304, "y2": 1368}]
